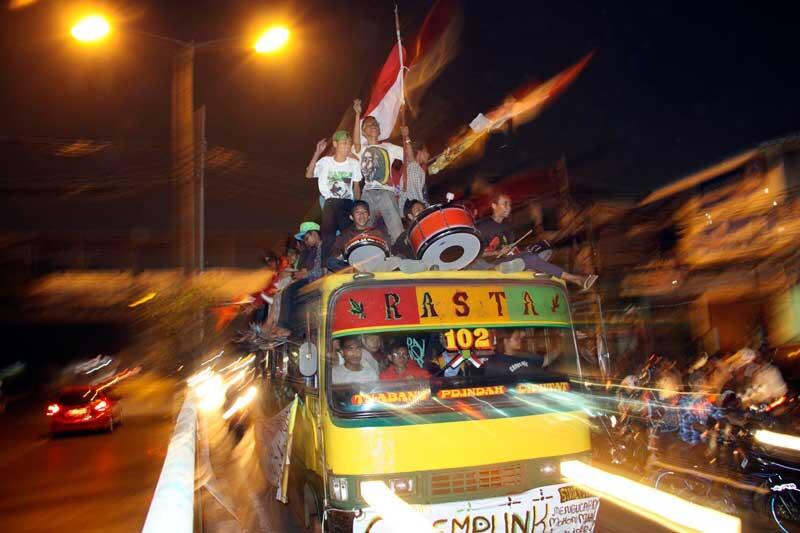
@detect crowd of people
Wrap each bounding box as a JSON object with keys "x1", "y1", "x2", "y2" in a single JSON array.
[
  {"x1": 246, "y1": 102, "x2": 599, "y2": 339},
  {"x1": 611, "y1": 346, "x2": 791, "y2": 466}
]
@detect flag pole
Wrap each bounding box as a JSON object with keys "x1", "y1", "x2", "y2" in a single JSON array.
[{"x1": 394, "y1": 4, "x2": 406, "y2": 127}]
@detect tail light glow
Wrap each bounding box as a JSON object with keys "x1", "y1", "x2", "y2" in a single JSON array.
[{"x1": 46, "y1": 404, "x2": 60, "y2": 416}]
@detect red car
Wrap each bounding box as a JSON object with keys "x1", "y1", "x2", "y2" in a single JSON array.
[{"x1": 46, "y1": 386, "x2": 123, "y2": 435}]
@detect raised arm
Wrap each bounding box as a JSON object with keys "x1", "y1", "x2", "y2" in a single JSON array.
[
  {"x1": 352, "y1": 99, "x2": 362, "y2": 154},
  {"x1": 400, "y1": 125, "x2": 414, "y2": 161},
  {"x1": 305, "y1": 139, "x2": 328, "y2": 178}
]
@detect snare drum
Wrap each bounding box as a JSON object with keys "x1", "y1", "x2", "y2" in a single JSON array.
[
  {"x1": 344, "y1": 233, "x2": 390, "y2": 271},
  {"x1": 407, "y1": 204, "x2": 482, "y2": 270}
]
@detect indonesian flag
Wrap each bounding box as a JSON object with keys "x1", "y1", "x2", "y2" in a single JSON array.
[{"x1": 363, "y1": 43, "x2": 407, "y2": 142}]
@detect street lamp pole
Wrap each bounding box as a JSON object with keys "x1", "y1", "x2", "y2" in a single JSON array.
[{"x1": 171, "y1": 44, "x2": 196, "y2": 274}]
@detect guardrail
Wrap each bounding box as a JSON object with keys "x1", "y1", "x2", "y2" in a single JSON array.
[{"x1": 142, "y1": 397, "x2": 197, "y2": 533}]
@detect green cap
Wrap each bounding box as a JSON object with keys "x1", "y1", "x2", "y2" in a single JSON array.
[
  {"x1": 332, "y1": 130, "x2": 351, "y2": 142},
  {"x1": 295, "y1": 221, "x2": 320, "y2": 240}
]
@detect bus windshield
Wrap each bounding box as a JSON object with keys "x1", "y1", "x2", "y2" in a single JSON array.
[{"x1": 326, "y1": 281, "x2": 580, "y2": 418}]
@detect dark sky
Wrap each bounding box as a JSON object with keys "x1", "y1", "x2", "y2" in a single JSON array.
[{"x1": 1, "y1": 0, "x2": 799, "y2": 234}]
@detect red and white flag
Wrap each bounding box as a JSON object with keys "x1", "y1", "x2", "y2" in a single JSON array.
[{"x1": 363, "y1": 43, "x2": 407, "y2": 142}]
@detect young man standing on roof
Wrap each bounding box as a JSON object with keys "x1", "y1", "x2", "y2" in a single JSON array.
[
  {"x1": 352, "y1": 99, "x2": 406, "y2": 244},
  {"x1": 306, "y1": 130, "x2": 362, "y2": 263},
  {"x1": 475, "y1": 192, "x2": 598, "y2": 291}
]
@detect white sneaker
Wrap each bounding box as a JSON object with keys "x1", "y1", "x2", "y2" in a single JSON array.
[{"x1": 496, "y1": 258, "x2": 525, "y2": 274}]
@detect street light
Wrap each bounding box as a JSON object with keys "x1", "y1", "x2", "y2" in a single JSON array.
[
  {"x1": 70, "y1": 15, "x2": 111, "y2": 43},
  {"x1": 254, "y1": 26, "x2": 290, "y2": 54},
  {"x1": 69, "y1": 14, "x2": 291, "y2": 273}
]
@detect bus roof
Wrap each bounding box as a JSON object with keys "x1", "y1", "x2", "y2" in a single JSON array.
[{"x1": 299, "y1": 270, "x2": 566, "y2": 297}]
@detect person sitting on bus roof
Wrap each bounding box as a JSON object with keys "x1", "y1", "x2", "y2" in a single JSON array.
[
  {"x1": 332, "y1": 337, "x2": 379, "y2": 385},
  {"x1": 327, "y1": 201, "x2": 428, "y2": 274},
  {"x1": 294, "y1": 221, "x2": 324, "y2": 282},
  {"x1": 483, "y1": 329, "x2": 546, "y2": 377},
  {"x1": 472, "y1": 191, "x2": 598, "y2": 291},
  {"x1": 380, "y1": 342, "x2": 430, "y2": 381},
  {"x1": 392, "y1": 199, "x2": 426, "y2": 260}
]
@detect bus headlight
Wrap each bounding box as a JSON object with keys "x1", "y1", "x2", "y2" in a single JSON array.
[
  {"x1": 330, "y1": 477, "x2": 349, "y2": 501},
  {"x1": 387, "y1": 477, "x2": 415, "y2": 495},
  {"x1": 540, "y1": 462, "x2": 560, "y2": 477}
]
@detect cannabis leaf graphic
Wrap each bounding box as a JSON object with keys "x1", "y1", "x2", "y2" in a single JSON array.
[
  {"x1": 349, "y1": 298, "x2": 366, "y2": 319},
  {"x1": 551, "y1": 293, "x2": 561, "y2": 313}
]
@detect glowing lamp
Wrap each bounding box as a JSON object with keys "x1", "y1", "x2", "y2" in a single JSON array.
[
  {"x1": 255, "y1": 26, "x2": 290, "y2": 54},
  {"x1": 71, "y1": 15, "x2": 111, "y2": 43}
]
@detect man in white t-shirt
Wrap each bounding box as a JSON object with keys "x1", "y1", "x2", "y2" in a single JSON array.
[
  {"x1": 331, "y1": 337, "x2": 379, "y2": 385},
  {"x1": 306, "y1": 130, "x2": 362, "y2": 262},
  {"x1": 351, "y1": 108, "x2": 405, "y2": 243}
]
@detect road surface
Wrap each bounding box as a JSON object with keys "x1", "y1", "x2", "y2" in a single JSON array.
[{"x1": 0, "y1": 374, "x2": 176, "y2": 533}]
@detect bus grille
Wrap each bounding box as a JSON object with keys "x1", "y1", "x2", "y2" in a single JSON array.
[{"x1": 430, "y1": 463, "x2": 524, "y2": 497}]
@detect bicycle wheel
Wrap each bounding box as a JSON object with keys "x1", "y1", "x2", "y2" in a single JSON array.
[
  {"x1": 655, "y1": 471, "x2": 695, "y2": 500},
  {"x1": 770, "y1": 491, "x2": 800, "y2": 533}
]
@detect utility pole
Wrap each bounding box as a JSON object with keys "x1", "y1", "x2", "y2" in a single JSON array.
[
  {"x1": 195, "y1": 105, "x2": 206, "y2": 272},
  {"x1": 172, "y1": 45, "x2": 196, "y2": 273}
]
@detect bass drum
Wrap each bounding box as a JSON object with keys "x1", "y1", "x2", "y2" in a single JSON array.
[{"x1": 408, "y1": 204, "x2": 482, "y2": 271}]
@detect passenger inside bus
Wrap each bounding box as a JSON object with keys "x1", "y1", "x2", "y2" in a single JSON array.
[
  {"x1": 331, "y1": 327, "x2": 577, "y2": 386},
  {"x1": 379, "y1": 343, "x2": 430, "y2": 381},
  {"x1": 331, "y1": 337, "x2": 378, "y2": 384},
  {"x1": 482, "y1": 329, "x2": 547, "y2": 377}
]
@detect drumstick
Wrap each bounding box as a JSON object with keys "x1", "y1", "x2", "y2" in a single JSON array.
[{"x1": 498, "y1": 229, "x2": 533, "y2": 258}]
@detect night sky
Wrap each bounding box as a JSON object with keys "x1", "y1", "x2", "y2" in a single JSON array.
[{"x1": 1, "y1": 0, "x2": 799, "y2": 235}]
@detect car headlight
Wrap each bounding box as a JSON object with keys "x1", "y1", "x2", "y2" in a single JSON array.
[{"x1": 330, "y1": 476, "x2": 349, "y2": 501}]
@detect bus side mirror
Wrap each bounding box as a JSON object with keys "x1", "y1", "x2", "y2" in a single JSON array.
[{"x1": 299, "y1": 342, "x2": 318, "y2": 377}]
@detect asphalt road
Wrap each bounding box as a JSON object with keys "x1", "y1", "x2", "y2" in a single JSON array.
[{"x1": 0, "y1": 374, "x2": 177, "y2": 533}]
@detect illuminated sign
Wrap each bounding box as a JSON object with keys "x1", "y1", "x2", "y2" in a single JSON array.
[
  {"x1": 437, "y1": 385, "x2": 506, "y2": 400},
  {"x1": 332, "y1": 284, "x2": 569, "y2": 337},
  {"x1": 515, "y1": 382, "x2": 570, "y2": 394},
  {"x1": 351, "y1": 390, "x2": 431, "y2": 405}
]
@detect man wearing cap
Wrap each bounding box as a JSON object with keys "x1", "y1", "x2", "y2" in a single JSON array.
[
  {"x1": 306, "y1": 130, "x2": 362, "y2": 262},
  {"x1": 294, "y1": 222, "x2": 324, "y2": 282}
]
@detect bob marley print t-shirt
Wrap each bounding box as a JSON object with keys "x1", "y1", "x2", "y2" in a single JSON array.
[{"x1": 358, "y1": 142, "x2": 403, "y2": 192}]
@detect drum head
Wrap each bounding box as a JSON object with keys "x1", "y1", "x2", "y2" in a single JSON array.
[
  {"x1": 419, "y1": 231, "x2": 481, "y2": 271},
  {"x1": 347, "y1": 243, "x2": 389, "y2": 271}
]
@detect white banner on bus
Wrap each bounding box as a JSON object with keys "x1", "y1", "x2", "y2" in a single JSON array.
[{"x1": 353, "y1": 482, "x2": 599, "y2": 533}]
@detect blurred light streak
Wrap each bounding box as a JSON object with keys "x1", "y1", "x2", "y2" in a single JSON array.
[
  {"x1": 754, "y1": 429, "x2": 800, "y2": 452},
  {"x1": 85, "y1": 358, "x2": 112, "y2": 374},
  {"x1": 560, "y1": 460, "x2": 741, "y2": 533},
  {"x1": 9, "y1": 0, "x2": 38, "y2": 10},
  {"x1": 360, "y1": 480, "x2": 436, "y2": 533},
  {"x1": 222, "y1": 385, "x2": 257, "y2": 420},
  {"x1": 201, "y1": 350, "x2": 224, "y2": 366},
  {"x1": 187, "y1": 368, "x2": 213, "y2": 388},
  {"x1": 649, "y1": 460, "x2": 769, "y2": 495},
  {"x1": 129, "y1": 292, "x2": 157, "y2": 307},
  {"x1": 429, "y1": 52, "x2": 594, "y2": 174},
  {"x1": 195, "y1": 374, "x2": 226, "y2": 412}
]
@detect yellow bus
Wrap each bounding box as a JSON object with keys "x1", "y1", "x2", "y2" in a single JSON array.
[{"x1": 266, "y1": 270, "x2": 599, "y2": 533}]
